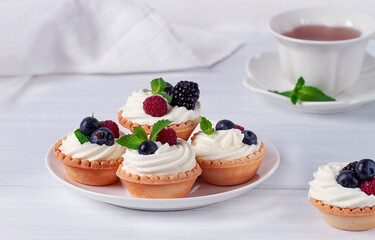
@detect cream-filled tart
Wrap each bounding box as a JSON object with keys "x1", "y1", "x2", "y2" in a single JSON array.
[
  {"x1": 191, "y1": 118, "x2": 266, "y2": 186},
  {"x1": 309, "y1": 160, "x2": 375, "y2": 231},
  {"x1": 118, "y1": 78, "x2": 201, "y2": 140},
  {"x1": 116, "y1": 120, "x2": 201, "y2": 198},
  {"x1": 54, "y1": 117, "x2": 126, "y2": 186}
]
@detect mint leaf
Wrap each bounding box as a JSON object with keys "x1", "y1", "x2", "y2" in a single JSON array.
[
  {"x1": 290, "y1": 77, "x2": 305, "y2": 104},
  {"x1": 200, "y1": 117, "x2": 215, "y2": 135},
  {"x1": 158, "y1": 92, "x2": 172, "y2": 103},
  {"x1": 116, "y1": 134, "x2": 144, "y2": 150},
  {"x1": 269, "y1": 90, "x2": 292, "y2": 97},
  {"x1": 150, "y1": 119, "x2": 172, "y2": 141},
  {"x1": 133, "y1": 126, "x2": 147, "y2": 142},
  {"x1": 151, "y1": 78, "x2": 168, "y2": 95},
  {"x1": 299, "y1": 86, "x2": 336, "y2": 102},
  {"x1": 74, "y1": 129, "x2": 90, "y2": 144},
  {"x1": 268, "y1": 77, "x2": 335, "y2": 105}
]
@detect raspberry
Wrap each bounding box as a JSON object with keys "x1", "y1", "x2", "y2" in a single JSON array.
[
  {"x1": 360, "y1": 180, "x2": 375, "y2": 195},
  {"x1": 235, "y1": 124, "x2": 245, "y2": 131},
  {"x1": 170, "y1": 81, "x2": 200, "y2": 110},
  {"x1": 156, "y1": 128, "x2": 177, "y2": 146},
  {"x1": 143, "y1": 96, "x2": 168, "y2": 117},
  {"x1": 100, "y1": 120, "x2": 120, "y2": 138}
]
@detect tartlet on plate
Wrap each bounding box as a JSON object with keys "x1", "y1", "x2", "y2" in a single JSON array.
[
  {"x1": 117, "y1": 163, "x2": 201, "y2": 198},
  {"x1": 115, "y1": 120, "x2": 201, "y2": 198},
  {"x1": 191, "y1": 118, "x2": 266, "y2": 186},
  {"x1": 54, "y1": 139, "x2": 123, "y2": 186},
  {"x1": 53, "y1": 117, "x2": 126, "y2": 186},
  {"x1": 118, "y1": 79, "x2": 201, "y2": 141}
]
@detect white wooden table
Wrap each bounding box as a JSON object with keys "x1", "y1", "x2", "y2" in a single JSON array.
[{"x1": 1, "y1": 30, "x2": 375, "y2": 239}]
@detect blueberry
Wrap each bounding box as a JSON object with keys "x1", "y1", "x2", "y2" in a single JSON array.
[
  {"x1": 90, "y1": 128, "x2": 114, "y2": 146},
  {"x1": 336, "y1": 170, "x2": 360, "y2": 188},
  {"x1": 215, "y1": 119, "x2": 236, "y2": 131},
  {"x1": 80, "y1": 117, "x2": 100, "y2": 136},
  {"x1": 164, "y1": 82, "x2": 173, "y2": 94},
  {"x1": 138, "y1": 141, "x2": 158, "y2": 155},
  {"x1": 242, "y1": 130, "x2": 257, "y2": 145},
  {"x1": 355, "y1": 159, "x2": 375, "y2": 181}
]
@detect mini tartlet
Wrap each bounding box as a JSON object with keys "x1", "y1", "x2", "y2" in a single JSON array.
[
  {"x1": 53, "y1": 117, "x2": 126, "y2": 186},
  {"x1": 118, "y1": 78, "x2": 201, "y2": 140},
  {"x1": 115, "y1": 120, "x2": 201, "y2": 198},
  {"x1": 309, "y1": 161, "x2": 375, "y2": 231},
  {"x1": 191, "y1": 118, "x2": 266, "y2": 186}
]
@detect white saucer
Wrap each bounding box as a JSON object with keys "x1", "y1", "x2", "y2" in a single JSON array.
[
  {"x1": 45, "y1": 136, "x2": 279, "y2": 211},
  {"x1": 243, "y1": 52, "x2": 375, "y2": 113}
]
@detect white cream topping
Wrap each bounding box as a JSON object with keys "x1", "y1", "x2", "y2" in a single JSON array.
[
  {"x1": 121, "y1": 139, "x2": 196, "y2": 176},
  {"x1": 120, "y1": 89, "x2": 201, "y2": 125},
  {"x1": 309, "y1": 162, "x2": 375, "y2": 209},
  {"x1": 192, "y1": 129, "x2": 261, "y2": 161},
  {"x1": 59, "y1": 132, "x2": 126, "y2": 161}
]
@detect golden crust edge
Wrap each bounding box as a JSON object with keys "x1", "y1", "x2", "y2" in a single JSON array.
[
  {"x1": 309, "y1": 197, "x2": 375, "y2": 216},
  {"x1": 117, "y1": 110, "x2": 201, "y2": 132},
  {"x1": 116, "y1": 163, "x2": 202, "y2": 185},
  {"x1": 53, "y1": 139, "x2": 123, "y2": 169},
  {"x1": 191, "y1": 131, "x2": 266, "y2": 168}
]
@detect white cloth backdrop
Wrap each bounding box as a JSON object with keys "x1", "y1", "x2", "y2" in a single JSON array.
[{"x1": 0, "y1": 0, "x2": 242, "y2": 106}]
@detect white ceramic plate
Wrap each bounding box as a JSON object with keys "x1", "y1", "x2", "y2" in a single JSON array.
[
  {"x1": 243, "y1": 52, "x2": 375, "y2": 113},
  {"x1": 45, "y1": 137, "x2": 279, "y2": 211}
]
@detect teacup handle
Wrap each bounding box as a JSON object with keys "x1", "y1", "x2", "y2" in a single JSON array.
[{"x1": 360, "y1": 36, "x2": 375, "y2": 79}]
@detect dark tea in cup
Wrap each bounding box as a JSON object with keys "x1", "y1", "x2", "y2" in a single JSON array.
[{"x1": 282, "y1": 25, "x2": 361, "y2": 41}]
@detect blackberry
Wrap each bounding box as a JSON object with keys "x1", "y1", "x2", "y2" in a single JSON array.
[
  {"x1": 170, "y1": 81, "x2": 200, "y2": 110},
  {"x1": 341, "y1": 161, "x2": 358, "y2": 172}
]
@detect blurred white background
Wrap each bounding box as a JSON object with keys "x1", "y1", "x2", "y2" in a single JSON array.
[{"x1": 140, "y1": 0, "x2": 375, "y2": 30}]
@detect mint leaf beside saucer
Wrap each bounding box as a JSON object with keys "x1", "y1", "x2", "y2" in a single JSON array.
[
  {"x1": 269, "y1": 77, "x2": 336, "y2": 105},
  {"x1": 299, "y1": 86, "x2": 336, "y2": 102},
  {"x1": 200, "y1": 117, "x2": 214, "y2": 135},
  {"x1": 269, "y1": 90, "x2": 292, "y2": 97}
]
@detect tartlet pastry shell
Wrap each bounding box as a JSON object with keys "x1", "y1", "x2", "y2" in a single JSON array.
[
  {"x1": 118, "y1": 110, "x2": 200, "y2": 141},
  {"x1": 116, "y1": 163, "x2": 202, "y2": 198},
  {"x1": 192, "y1": 132, "x2": 266, "y2": 186},
  {"x1": 53, "y1": 139, "x2": 123, "y2": 186},
  {"x1": 310, "y1": 197, "x2": 375, "y2": 231}
]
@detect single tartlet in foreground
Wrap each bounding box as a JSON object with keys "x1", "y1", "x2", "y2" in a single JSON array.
[
  {"x1": 118, "y1": 78, "x2": 201, "y2": 140},
  {"x1": 191, "y1": 117, "x2": 266, "y2": 186},
  {"x1": 53, "y1": 116, "x2": 126, "y2": 186},
  {"x1": 309, "y1": 160, "x2": 375, "y2": 231},
  {"x1": 116, "y1": 120, "x2": 201, "y2": 198}
]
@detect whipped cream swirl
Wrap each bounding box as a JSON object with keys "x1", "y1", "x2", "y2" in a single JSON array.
[
  {"x1": 59, "y1": 133, "x2": 126, "y2": 161},
  {"x1": 309, "y1": 162, "x2": 375, "y2": 208},
  {"x1": 120, "y1": 89, "x2": 201, "y2": 125},
  {"x1": 121, "y1": 139, "x2": 196, "y2": 176},
  {"x1": 192, "y1": 129, "x2": 261, "y2": 161}
]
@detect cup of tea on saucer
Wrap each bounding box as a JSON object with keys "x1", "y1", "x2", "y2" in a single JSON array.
[{"x1": 267, "y1": 8, "x2": 375, "y2": 96}]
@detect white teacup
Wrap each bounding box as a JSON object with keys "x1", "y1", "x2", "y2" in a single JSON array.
[{"x1": 268, "y1": 8, "x2": 375, "y2": 95}]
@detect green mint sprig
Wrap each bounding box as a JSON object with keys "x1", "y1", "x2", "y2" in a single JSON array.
[
  {"x1": 150, "y1": 119, "x2": 172, "y2": 141},
  {"x1": 269, "y1": 77, "x2": 336, "y2": 105},
  {"x1": 150, "y1": 78, "x2": 172, "y2": 102},
  {"x1": 74, "y1": 129, "x2": 90, "y2": 144},
  {"x1": 200, "y1": 117, "x2": 215, "y2": 135},
  {"x1": 116, "y1": 120, "x2": 172, "y2": 149}
]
